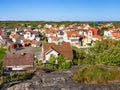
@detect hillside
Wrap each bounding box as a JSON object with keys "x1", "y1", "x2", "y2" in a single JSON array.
[{"x1": 1, "y1": 66, "x2": 120, "y2": 90}]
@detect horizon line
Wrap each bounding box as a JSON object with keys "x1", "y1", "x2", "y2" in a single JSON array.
[{"x1": 0, "y1": 20, "x2": 120, "y2": 22}]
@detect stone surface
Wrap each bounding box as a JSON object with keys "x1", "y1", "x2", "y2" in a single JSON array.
[{"x1": 1, "y1": 66, "x2": 120, "y2": 90}]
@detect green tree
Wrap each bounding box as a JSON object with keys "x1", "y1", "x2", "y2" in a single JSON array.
[
  {"x1": 90, "y1": 39, "x2": 120, "y2": 66},
  {"x1": 57, "y1": 55, "x2": 72, "y2": 69}
]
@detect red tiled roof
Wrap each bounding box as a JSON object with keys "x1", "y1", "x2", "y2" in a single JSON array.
[
  {"x1": 67, "y1": 31, "x2": 79, "y2": 39},
  {"x1": 22, "y1": 39, "x2": 31, "y2": 45},
  {"x1": 24, "y1": 30, "x2": 37, "y2": 34},
  {"x1": 87, "y1": 28, "x2": 98, "y2": 35},
  {"x1": 112, "y1": 32, "x2": 120, "y2": 38},
  {"x1": 93, "y1": 35, "x2": 103, "y2": 39},
  {"x1": 31, "y1": 40, "x2": 37, "y2": 45},
  {"x1": 3, "y1": 53, "x2": 34, "y2": 67},
  {"x1": 43, "y1": 42, "x2": 73, "y2": 60},
  {"x1": 53, "y1": 37, "x2": 59, "y2": 41},
  {"x1": 11, "y1": 34, "x2": 20, "y2": 39},
  {"x1": 44, "y1": 28, "x2": 57, "y2": 34}
]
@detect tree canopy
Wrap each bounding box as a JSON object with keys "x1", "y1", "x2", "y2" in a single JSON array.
[{"x1": 73, "y1": 39, "x2": 120, "y2": 66}]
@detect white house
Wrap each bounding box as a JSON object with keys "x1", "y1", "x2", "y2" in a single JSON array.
[
  {"x1": 43, "y1": 42, "x2": 73, "y2": 62},
  {"x1": 104, "y1": 30, "x2": 113, "y2": 37},
  {"x1": 64, "y1": 31, "x2": 80, "y2": 46},
  {"x1": 44, "y1": 24, "x2": 52, "y2": 29},
  {"x1": 24, "y1": 30, "x2": 36, "y2": 41}
]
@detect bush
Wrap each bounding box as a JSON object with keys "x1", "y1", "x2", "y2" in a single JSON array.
[
  {"x1": 73, "y1": 66, "x2": 120, "y2": 84},
  {"x1": 72, "y1": 59, "x2": 78, "y2": 65},
  {"x1": 59, "y1": 61, "x2": 72, "y2": 69},
  {"x1": 34, "y1": 58, "x2": 43, "y2": 66},
  {"x1": 2, "y1": 70, "x2": 35, "y2": 83}
]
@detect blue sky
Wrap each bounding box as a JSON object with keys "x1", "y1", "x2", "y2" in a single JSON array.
[{"x1": 0, "y1": 0, "x2": 120, "y2": 21}]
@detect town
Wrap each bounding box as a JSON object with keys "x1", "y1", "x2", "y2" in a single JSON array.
[
  {"x1": 1, "y1": 21, "x2": 120, "y2": 89},
  {"x1": 0, "y1": 22, "x2": 120, "y2": 70}
]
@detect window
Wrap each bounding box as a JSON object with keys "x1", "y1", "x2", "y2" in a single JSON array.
[
  {"x1": 50, "y1": 54, "x2": 54, "y2": 57},
  {"x1": 72, "y1": 34, "x2": 76, "y2": 38},
  {"x1": 71, "y1": 39, "x2": 78, "y2": 42},
  {"x1": 6, "y1": 67, "x2": 12, "y2": 71},
  {"x1": 88, "y1": 31, "x2": 92, "y2": 37},
  {"x1": 27, "y1": 32, "x2": 30, "y2": 35},
  {"x1": 58, "y1": 42, "x2": 62, "y2": 45}
]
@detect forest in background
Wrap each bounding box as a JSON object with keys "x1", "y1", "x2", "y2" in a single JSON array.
[{"x1": 0, "y1": 21, "x2": 120, "y2": 29}]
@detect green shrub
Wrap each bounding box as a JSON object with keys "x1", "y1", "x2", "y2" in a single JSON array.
[
  {"x1": 72, "y1": 59, "x2": 78, "y2": 65},
  {"x1": 2, "y1": 70, "x2": 35, "y2": 83},
  {"x1": 38, "y1": 60, "x2": 43, "y2": 66},
  {"x1": 74, "y1": 66, "x2": 120, "y2": 84},
  {"x1": 59, "y1": 61, "x2": 72, "y2": 69}
]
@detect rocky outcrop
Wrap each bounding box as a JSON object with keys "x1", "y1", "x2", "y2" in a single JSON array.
[{"x1": 2, "y1": 66, "x2": 120, "y2": 90}]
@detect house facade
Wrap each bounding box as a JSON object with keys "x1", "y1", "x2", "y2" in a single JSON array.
[
  {"x1": 24, "y1": 30, "x2": 36, "y2": 41},
  {"x1": 86, "y1": 28, "x2": 99, "y2": 38},
  {"x1": 10, "y1": 34, "x2": 20, "y2": 43},
  {"x1": 66, "y1": 31, "x2": 80, "y2": 46},
  {"x1": 45, "y1": 48, "x2": 59, "y2": 61},
  {"x1": 0, "y1": 29, "x2": 7, "y2": 40}
]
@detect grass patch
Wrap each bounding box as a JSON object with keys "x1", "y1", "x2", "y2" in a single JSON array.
[
  {"x1": 73, "y1": 65, "x2": 120, "y2": 84},
  {"x1": 0, "y1": 48, "x2": 7, "y2": 74},
  {"x1": 0, "y1": 48, "x2": 7, "y2": 61}
]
